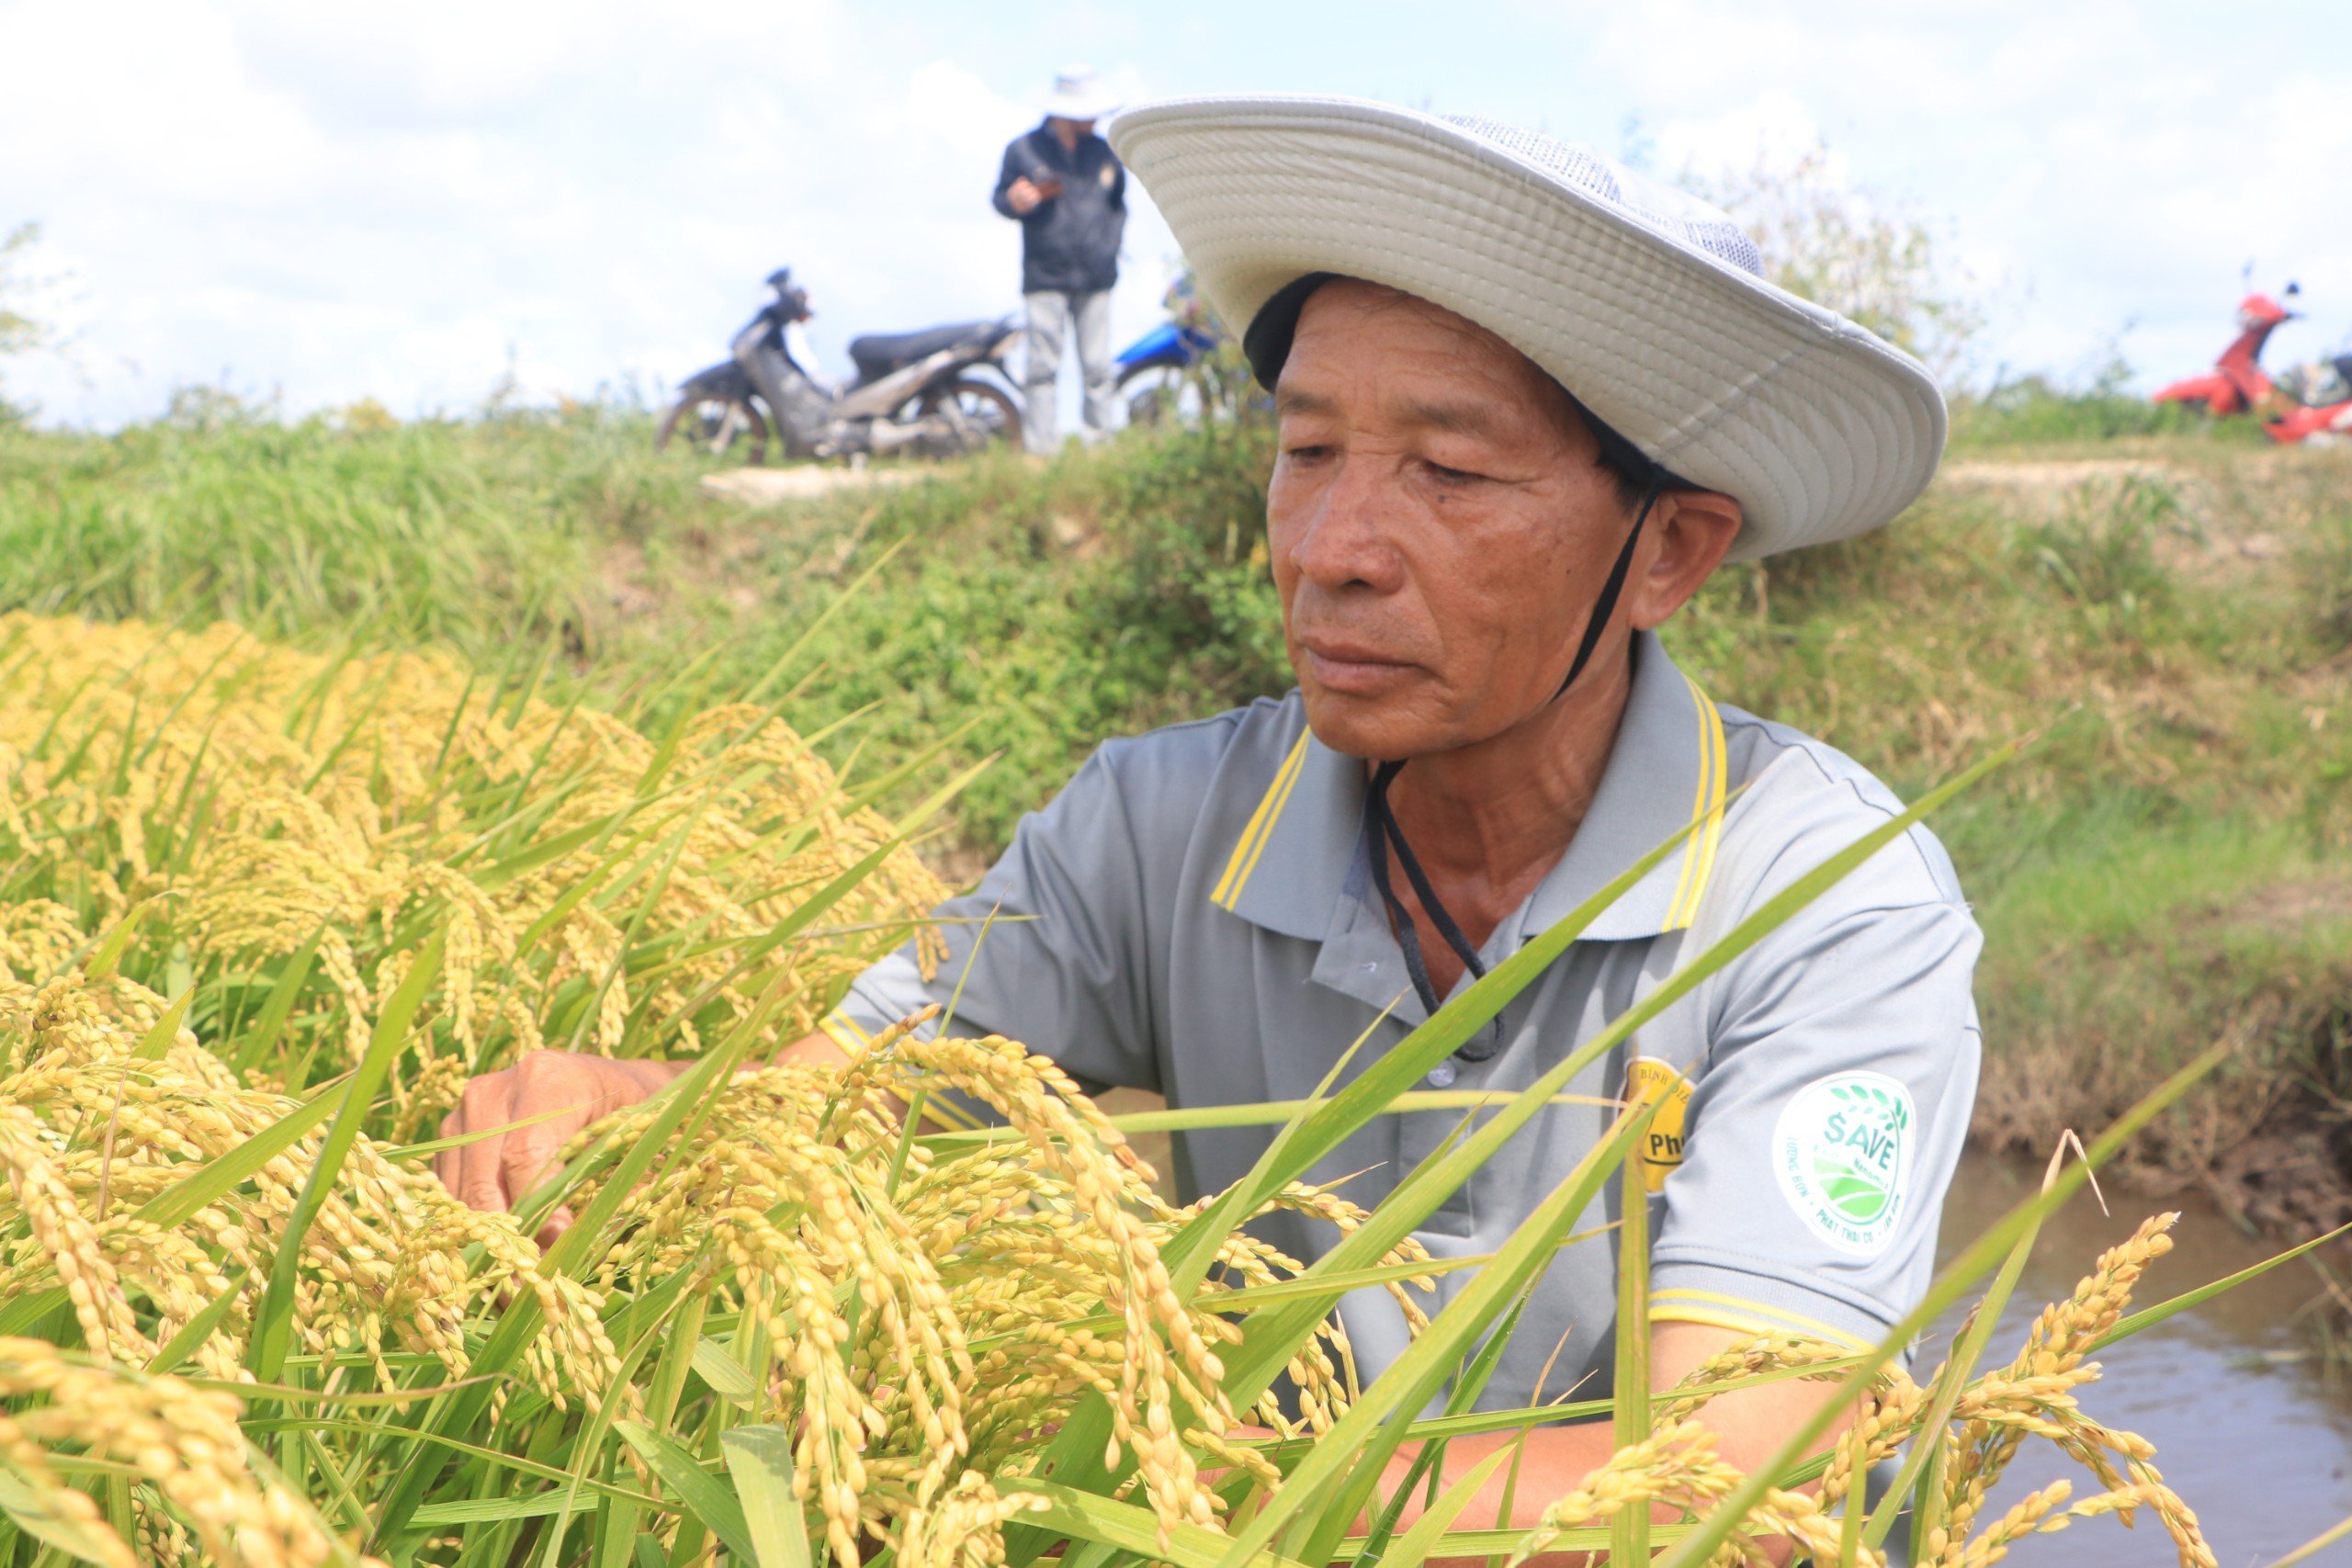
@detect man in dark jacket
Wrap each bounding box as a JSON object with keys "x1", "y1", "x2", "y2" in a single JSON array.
[{"x1": 993, "y1": 66, "x2": 1125, "y2": 454}]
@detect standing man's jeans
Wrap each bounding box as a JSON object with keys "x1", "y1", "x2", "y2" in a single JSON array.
[{"x1": 1022, "y1": 288, "x2": 1115, "y2": 454}]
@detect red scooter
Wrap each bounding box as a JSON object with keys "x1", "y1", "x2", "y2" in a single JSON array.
[{"x1": 2153, "y1": 282, "x2": 2352, "y2": 444}]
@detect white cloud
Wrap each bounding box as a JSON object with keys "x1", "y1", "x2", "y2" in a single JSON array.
[
  {"x1": 0, "y1": 0, "x2": 1182, "y2": 425},
  {"x1": 3, "y1": 0, "x2": 2346, "y2": 424},
  {"x1": 1651, "y1": 90, "x2": 1842, "y2": 184},
  {"x1": 1594, "y1": 0, "x2": 2352, "y2": 382}
]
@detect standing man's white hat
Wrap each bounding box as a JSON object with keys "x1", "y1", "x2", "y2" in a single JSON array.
[
  {"x1": 1109, "y1": 96, "x2": 1947, "y2": 559},
  {"x1": 1043, "y1": 65, "x2": 1121, "y2": 122}
]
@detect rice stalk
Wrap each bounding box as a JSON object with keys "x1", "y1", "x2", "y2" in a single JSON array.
[
  {"x1": 0, "y1": 611, "x2": 952, "y2": 1144},
  {"x1": 0, "y1": 612, "x2": 2262, "y2": 1568}
]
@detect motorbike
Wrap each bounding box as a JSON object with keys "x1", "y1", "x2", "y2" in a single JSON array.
[
  {"x1": 1114, "y1": 319, "x2": 1222, "y2": 426},
  {"x1": 1112, "y1": 274, "x2": 1234, "y2": 426},
  {"x1": 2152, "y1": 281, "x2": 2352, "y2": 444},
  {"x1": 657, "y1": 269, "x2": 1023, "y2": 464}
]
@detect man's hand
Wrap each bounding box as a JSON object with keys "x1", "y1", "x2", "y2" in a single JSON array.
[
  {"x1": 437, "y1": 1032, "x2": 854, "y2": 1242},
  {"x1": 434, "y1": 1052, "x2": 687, "y2": 1241},
  {"x1": 1369, "y1": 1322, "x2": 1858, "y2": 1567},
  {"x1": 1005, "y1": 176, "x2": 1046, "y2": 214}
]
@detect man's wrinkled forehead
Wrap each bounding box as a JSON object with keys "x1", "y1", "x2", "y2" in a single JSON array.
[
  {"x1": 1272, "y1": 382, "x2": 1528, "y2": 446},
  {"x1": 1273, "y1": 284, "x2": 1583, "y2": 446}
]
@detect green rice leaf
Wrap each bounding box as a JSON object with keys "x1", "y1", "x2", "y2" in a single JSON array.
[
  {"x1": 721, "y1": 1425, "x2": 812, "y2": 1568},
  {"x1": 1002, "y1": 1479, "x2": 1306, "y2": 1568},
  {"x1": 1216, "y1": 1100, "x2": 1656, "y2": 1568},
  {"x1": 1321, "y1": 1290, "x2": 1532, "y2": 1568},
  {"x1": 1611, "y1": 1143, "x2": 1652, "y2": 1565},
  {"x1": 616, "y1": 1420, "x2": 756, "y2": 1563},
  {"x1": 1372, "y1": 1444, "x2": 1516, "y2": 1568},
  {"x1": 145, "y1": 1265, "x2": 252, "y2": 1376},
  {"x1": 133, "y1": 1076, "x2": 348, "y2": 1233},
  {"x1": 130, "y1": 984, "x2": 195, "y2": 1062},
  {"x1": 0, "y1": 1466, "x2": 134, "y2": 1562},
  {"x1": 80, "y1": 890, "x2": 178, "y2": 979},
  {"x1": 229, "y1": 929, "x2": 323, "y2": 1077},
  {"x1": 693, "y1": 1341, "x2": 760, "y2": 1406},
  {"x1": 247, "y1": 930, "x2": 444, "y2": 1387}
]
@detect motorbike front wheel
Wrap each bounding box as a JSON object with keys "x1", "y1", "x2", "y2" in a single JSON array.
[
  {"x1": 655, "y1": 392, "x2": 770, "y2": 466},
  {"x1": 903, "y1": 378, "x2": 1023, "y2": 453},
  {"x1": 1117, "y1": 360, "x2": 1210, "y2": 427}
]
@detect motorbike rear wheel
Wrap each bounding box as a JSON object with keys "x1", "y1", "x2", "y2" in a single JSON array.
[
  {"x1": 656, "y1": 392, "x2": 770, "y2": 466},
  {"x1": 904, "y1": 378, "x2": 1022, "y2": 452}
]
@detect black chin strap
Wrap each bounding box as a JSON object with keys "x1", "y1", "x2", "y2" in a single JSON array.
[
  {"x1": 1551, "y1": 484, "x2": 1662, "y2": 704},
  {"x1": 1366, "y1": 483, "x2": 1665, "y2": 1064}
]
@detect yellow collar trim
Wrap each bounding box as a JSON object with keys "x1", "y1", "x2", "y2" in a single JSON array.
[
  {"x1": 1216, "y1": 678, "x2": 1724, "y2": 925},
  {"x1": 1664, "y1": 676, "x2": 1728, "y2": 931},
  {"x1": 1212, "y1": 731, "x2": 1311, "y2": 909}
]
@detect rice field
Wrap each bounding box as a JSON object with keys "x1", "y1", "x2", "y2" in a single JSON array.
[{"x1": 0, "y1": 609, "x2": 2332, "y2": 1567}]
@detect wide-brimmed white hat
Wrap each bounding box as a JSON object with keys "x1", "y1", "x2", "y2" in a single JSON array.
[
  {"x1": 1108, "y1": 96, "x2": 1945, "y2": 560},
  {"x1": 1042, "y1": 65, "x2": 1119, "y2": 122}
]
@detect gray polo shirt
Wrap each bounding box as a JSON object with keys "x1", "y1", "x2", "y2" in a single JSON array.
[{"x1": 825, "y1": 631, "x2": 1981, "y2": 1407}]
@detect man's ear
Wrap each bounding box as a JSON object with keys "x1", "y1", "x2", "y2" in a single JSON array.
[{"x1": 1629, "y1": 490, "x2": 1744, "y2": 629}]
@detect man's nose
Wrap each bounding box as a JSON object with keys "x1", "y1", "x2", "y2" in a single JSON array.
[{"x1": 1288, "y1": 456, "x2": 1405, "y2": 595}]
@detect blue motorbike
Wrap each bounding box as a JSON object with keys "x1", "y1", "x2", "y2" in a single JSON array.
[{"x1": 1113, "y1": 276, "x2": 1228, "y2": 425}]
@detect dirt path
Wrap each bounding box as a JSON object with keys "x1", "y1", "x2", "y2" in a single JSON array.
[
  {"x1": 699, "y1": 464, "x2": 930, "y2": 505},
  {"x1": 1939, "y1": 457, "x2": 2181, "y2": 490}
]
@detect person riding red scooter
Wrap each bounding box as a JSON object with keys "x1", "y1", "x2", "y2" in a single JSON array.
[{"x1": 2153, "y1": 281, "x2": 2352, "y2": 444}]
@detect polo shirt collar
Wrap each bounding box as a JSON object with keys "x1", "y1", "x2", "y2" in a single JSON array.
[{"x1": 1220, "y1": 631, "x2": 1728, "y2": 948}]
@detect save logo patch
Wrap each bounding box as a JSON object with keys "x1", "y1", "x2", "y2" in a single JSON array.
[{"x1": 1772, "y1": 1071, "x2": 1914, "y2": 1255}]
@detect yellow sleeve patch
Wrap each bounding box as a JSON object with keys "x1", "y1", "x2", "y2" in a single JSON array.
[{"x1": 1624, "y1": 1056, "x2": 1693, "y2": 1194}]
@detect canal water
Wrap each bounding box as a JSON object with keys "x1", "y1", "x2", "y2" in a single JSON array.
[{"x1": 1929, "y1": 1151, "x2": 2352, "y2": 1566}]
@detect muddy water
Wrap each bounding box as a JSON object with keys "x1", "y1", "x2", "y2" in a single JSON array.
[{"x1": 1929, "y1": 1150, "x2": 2352, "y2": 1565}]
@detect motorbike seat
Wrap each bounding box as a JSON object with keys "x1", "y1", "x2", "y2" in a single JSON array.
[
  {"x1": 2277, "y1": 356, "x2": 2352, "y2": 410},
  {"x1": 848, "y1": 321, "x2": 994, "y2": 384}
]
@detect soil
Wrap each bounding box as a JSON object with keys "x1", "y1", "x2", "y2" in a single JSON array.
[
  {"x1": 1940, "y1": 457, "x2": 2183, "y2": 490},
  {"x1": 698, "y1": 465, "x2": 928, "y2": 505}
]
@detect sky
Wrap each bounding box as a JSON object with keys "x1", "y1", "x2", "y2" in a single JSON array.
[{"x1": 4, "y1": 0, "x2": 2349, "y2": 429}]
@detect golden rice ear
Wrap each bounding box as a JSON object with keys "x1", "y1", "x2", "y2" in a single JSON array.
[
  {"x1": 0, "y1": 612, "x2": 948, "y2": 1144},
  {"x1": 0, "y1": 613, "x2": 2244, "y2": 1568},
  {"x1": 0, "y1": 1337, "x2": 342, "y2": 1568}
]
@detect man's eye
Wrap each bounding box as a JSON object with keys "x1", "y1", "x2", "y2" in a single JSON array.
[
  {"x1": 1426, "y1": 460, "x2": 1485, "y2": 485},
  {"x1": 1283, "y1": 444, "x2": 1333, "y2": 462}
]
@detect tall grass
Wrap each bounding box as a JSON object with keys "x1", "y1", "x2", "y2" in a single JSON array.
[
  {"x1": 0, "y1": 413, "x2": 653, "y2": 647},
  {"x1": 1945, "y1": 377, "x2": 2257, "y2": 449},
  {"x1": 0, "y1": 612, "x2": 2334, "y2": 1566}
]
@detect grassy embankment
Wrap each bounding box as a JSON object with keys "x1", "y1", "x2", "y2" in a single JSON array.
[{"x1": 3, "y1": 399, "x2": 2347, "y2": 1227}]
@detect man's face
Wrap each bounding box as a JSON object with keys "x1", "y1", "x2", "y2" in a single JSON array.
[{"x1": 1267, "y1": 280, "x2": 1638, "y2": 761}]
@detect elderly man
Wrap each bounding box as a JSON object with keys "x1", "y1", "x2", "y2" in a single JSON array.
[
  {"x1": 444, "y1": 99, "x2": 1975, "y2": 1536},
  {"x1": 993, "y1": 66, "x2": 1126, "y2": 453}
]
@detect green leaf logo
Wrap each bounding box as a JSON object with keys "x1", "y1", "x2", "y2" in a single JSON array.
[{"x1": 1772, "y1": 1072, "x2": 1917, "y2": 1256}]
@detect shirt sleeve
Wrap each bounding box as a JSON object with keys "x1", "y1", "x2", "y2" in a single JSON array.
[
  {"x1": 820, "y1": 742, "x2": 1163, "y2": 1099},
  {"x1": 990, "y1": 140, "x2": 1025, "y2": 220},
  {"x1": 1647, "y1": 853, "x2": 1983, "y2": 1355}
]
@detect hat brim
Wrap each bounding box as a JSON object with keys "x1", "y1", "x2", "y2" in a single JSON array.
[{"x1": 1108, "y1": 95, "x2": 1945, "y2": 561}]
